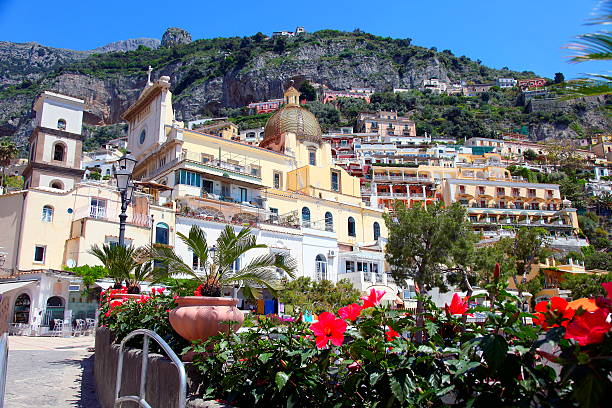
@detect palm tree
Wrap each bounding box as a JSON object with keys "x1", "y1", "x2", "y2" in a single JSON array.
[
  {"x1": 151, "y1": 225, "x2": 296, "y2": 299},
  {"x1": 89, "y1": 244, "x2": 141, "y2": 290},
  {"x1": 0, "y1": 138, "x2": 19, "y2": 190},
  {"x1": 564, "y1": 0, "x2": 612, "y2": 97}
]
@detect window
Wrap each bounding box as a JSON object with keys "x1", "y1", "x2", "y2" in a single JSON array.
[
  {"x1": 273, "y1": 171, "x2": 282, "y2": 189},
  {"x1": 57, "y1": 119, "x2": 66, "y2": 130},
  {"x1": 308, "y1": 149, "x2": 316, "y2": 166},
  {"x1": 155, "y1": 223, "x2": 169, "y2": 245},
  {"x1": 175, "y1": 170, "x2": 201, "y2": 187},
  {"x1": 139, "y1": 129, "x2": 146, "y2": 144},
  {"x1": 315, "y1": 254, "x2": 327, "y2": 280},
  {"x1": 331, "y1": 170, "x2": 340, "y2": 192},
  {"x1": 373, "y1": 221, "x2": 381, "y2": 240},
  {"x1": 301, "y1": 207, "x2": 311, "y2": 227},
  {"x1": 13, "y1": 294, "x2": 31, "y2": 324},
  {"x1": 340, "y1": 140, "x2": 348, "y2": 147},
  {"x1": 202, "y1": 179, "x2": 214, "y2": 194},
  {"x1": 201, "y1": 153, "x2": 214, "y2": 163},
  {"x1": 34, "y1": 245, "x2": 46, "y2": 263},
  {"x1": 250, "y1": 165, "x2": 261, "y2": 177},
  {"x1": 53, "y1": 144, "x2": 65, "y2": 161},
  {"x1": 325, "y1": 212, "x2": 333, "y2": 232},
  {"x1": 90, "y1": 198, "x2": 107, "y2": 218},
  {"x1": 270, "y1": 208, "x2": 279, "y2": 222},
  {"x1": 239, "y1": 187, "x2": 248, "y2": 202},
  {"x1": 348, "y1": 217, "x2": 356, "y2": 237},
  {"x1": 345, "y1": 261, "x2": 354, "y2": 273},
  {"x1": 50, "y1": 180, "x2": 64, "y2": 190},
  {"x1": 42, "y1": 205, "x2": 53, "y2": 222}
]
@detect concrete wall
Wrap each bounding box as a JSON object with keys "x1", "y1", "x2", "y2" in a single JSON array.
[{"x1": 95, "y1": 328, "x2": 190, "y2": 408}]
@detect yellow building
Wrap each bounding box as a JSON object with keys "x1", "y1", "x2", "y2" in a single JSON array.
[{"x1": 122, "y1": 78, "x2": 392, "y2": 291}]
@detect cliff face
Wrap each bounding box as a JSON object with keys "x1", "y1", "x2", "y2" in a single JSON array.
[{"x1": 0, "y1": 29, "x2": 609, "y2": 145}]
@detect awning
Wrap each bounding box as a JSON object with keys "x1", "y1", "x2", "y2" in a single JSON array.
[{"x1": 0, "y1": 281, "x2": 36, "y2": 294}]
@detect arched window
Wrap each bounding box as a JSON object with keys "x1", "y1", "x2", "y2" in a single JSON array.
[
  {"x1": 42, "y1": 205, "x2": 54, "y2": 222},
  {"x1": 301, "y1": 207, "x2": 311, "y2": 227},
  {"x1": 325, "y1": 212, "x2": 333, "y2": 232},
  {"x1": 13, "y1": 293, "x2": 31, "y2": 323},
  {"x1": 315, "y1": 254, "x2": 327, "y2": 281},
  {"x1": 348, "y1": 216, "x2": 356, "y2": 237},
  {"x1": 50, "y1": 180, "x2": 64, "y2": 190},
  {"x1": 139, "y1": 129, "x2": 147, "y2": 145},
  {"x1": 53, "y1": 143, "x2": 65, "y2": 161},
  {"x1": 155, "y1": 222, "x2": 169, "y2": 245},
  {"x1": 57, "y1": 119, "x2": 66, "y2": 130},
  {"x1": 373, "y1": 222, "x2": 381, "y2": 240}
]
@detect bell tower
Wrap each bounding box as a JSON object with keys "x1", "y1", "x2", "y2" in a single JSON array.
[{"x1": 23, "y1": 91, "x2": 85, "y2": 190}]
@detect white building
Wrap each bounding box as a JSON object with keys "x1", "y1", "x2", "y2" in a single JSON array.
[{"x1": 496, "y1": 78, "x2": 517, "y2": 88}]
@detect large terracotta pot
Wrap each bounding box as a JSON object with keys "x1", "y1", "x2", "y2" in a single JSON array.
[{"x1": 169, "y1": 296, "x2": 244, "y2": 342}]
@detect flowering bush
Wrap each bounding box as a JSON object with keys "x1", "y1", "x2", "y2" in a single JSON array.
[
  {"x1": 98, "y1": 288, "x2": 188, "y2": 351},
  {"x1": 187, "y1": 281, "x2": 612, "y2": 407}
]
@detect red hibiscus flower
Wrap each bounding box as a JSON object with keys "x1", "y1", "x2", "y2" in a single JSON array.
[
  {"x1": 532, "y1": 297, "x2": 575, "y2": 329},
  {"x1": 109, "y1": 299, "x2": 124, "y2": 310},
  {"x1": 309, "y1": 312, "x2": 347, "y2": 349},
  {"x1": 361, "y1": 288, "x2": 386, "y2": 309},
  {"x1": 445, "y1": 293, "x2": 469, "y2": 315},
  {"x1": 338, "y1": 303, "x2": 362, "y2": 321},
  {"x1": 602, "y1": 282, "x2": 612, "y2": 299},
  {"x1": 564, "y1": 308, "x2": 611, "y2": 346},
  {"x1": 385, "y1": 327, "x2": 400, "y2": 342}
]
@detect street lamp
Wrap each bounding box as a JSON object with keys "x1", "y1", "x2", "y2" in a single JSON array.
[{"x1": 115, "y1": 152, "x2": 137, "y2": 247}]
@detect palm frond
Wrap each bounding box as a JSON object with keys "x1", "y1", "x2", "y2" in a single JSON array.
[{"x1": 567, "y1": 32, "x2": 612, "y2": 63}]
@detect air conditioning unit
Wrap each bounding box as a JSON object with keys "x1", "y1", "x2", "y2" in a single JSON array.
[{"x1": 328, "y1": 250, "x2": 336, "y2": 257}]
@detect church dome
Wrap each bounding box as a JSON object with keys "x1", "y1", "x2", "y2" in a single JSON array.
[{"x1": 262, "y1": 86, "x2": 322, "y2": 145}]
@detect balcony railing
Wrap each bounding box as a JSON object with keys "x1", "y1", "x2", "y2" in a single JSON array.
[{"x1": 77, "y1": 206, "x2": 152, "y2": 227}]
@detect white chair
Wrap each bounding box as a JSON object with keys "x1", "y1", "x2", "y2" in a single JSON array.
[
  {"x1": 85, "y1": 318, "x2": 96, "y2": 335},
  {"x1": 51, "y1": 319, "x2": 64, "y2": 337},
  {"x1": 73, "y1": 319, "x2": 85, "y2": 336}
]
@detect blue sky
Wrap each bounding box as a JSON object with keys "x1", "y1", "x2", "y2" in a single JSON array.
[{"x1": 0, "y1": 0, "x2": 608, "y2": 79}]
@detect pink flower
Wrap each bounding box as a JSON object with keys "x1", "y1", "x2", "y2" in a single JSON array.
[
  {"x1": 361, "y1": 288, "x2": 386, "y2": 309},
  {"x1": 338, "y1": 303, "x2": 362, "y2": 321},
  {"x1": 309, "y1": 312, "x2": 347, "y2": 349}
]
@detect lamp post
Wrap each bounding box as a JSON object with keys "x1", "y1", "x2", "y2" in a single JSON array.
[{"x1": 114, "y1": 152, "x2": 137, "y2": 247}]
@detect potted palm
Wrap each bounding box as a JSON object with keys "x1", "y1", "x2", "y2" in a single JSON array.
[{"x1": 151, "y1": 224, "x2": 296, "y2": 341}]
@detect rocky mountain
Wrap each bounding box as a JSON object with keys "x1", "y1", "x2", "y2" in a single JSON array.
[
  {"x1": 90, "y1": 38, "x2": 160, "y2": 54},
  {"x1": 0, "y1": 28, "x2": 609, "y2": 146}
]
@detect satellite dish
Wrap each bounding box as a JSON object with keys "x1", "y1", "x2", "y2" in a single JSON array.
[{"x1": 66, "y1": 259, "x2": 76, "y2": 268}]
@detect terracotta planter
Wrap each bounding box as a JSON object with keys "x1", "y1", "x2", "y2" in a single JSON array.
[{"x1": 169, "y1": 296, "x2": 244, "y2": 342}]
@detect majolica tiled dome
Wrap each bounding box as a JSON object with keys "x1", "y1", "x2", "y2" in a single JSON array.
[{"x1": 262, "y1": 86, "x2": 322, "y2": 145}]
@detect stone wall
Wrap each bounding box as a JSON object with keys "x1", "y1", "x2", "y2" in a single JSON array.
[{"x1": 94, "y1": 328, "x2": 222, "y2": 408}]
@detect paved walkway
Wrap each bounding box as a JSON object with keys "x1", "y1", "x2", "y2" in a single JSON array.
[{"x1": 5, "y1": 336, "x2": 100, "y2": 407}]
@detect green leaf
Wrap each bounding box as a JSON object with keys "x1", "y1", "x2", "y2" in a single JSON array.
[
  {"x1": 389, "y1": 372, "x2": 411, "y2": 403},
  {"x1": 258, "y1": 352, "x2": 273, "y2": 363},
  {"x1": 573, "y1": 373, "x2": 604, "y2": 408},
  {"x1": 275, "y1": 371, "x2": 289, "y2": 391},
  {"x1": 479, "y1": 334, "x2": 508, "y2": 371}
]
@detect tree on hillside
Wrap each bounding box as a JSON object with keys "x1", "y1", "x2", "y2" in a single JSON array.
[
  {"x1": 384, "y1": 202, "x2": 473, "y2": 340},
  {"x1": 561, "y1": 271, "x2": 612, "y2": 299},
  {"x1": 554, "y1": 72, "x2": 565, "y2": 84},
  {"x1": 523, "y1": 149, "x2": 538, "y2": 161},
  {"x1": 506, "y1": 227, "x2": 551, "y2": 297},
  {"x1": 298, "y1": 81, "x2": 317, "y2": 101},
  {"x1": 0, "y1": 138, "x2": 18, "y2": 190}
]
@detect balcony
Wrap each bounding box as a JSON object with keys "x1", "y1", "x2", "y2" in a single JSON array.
[{"x1": 76, "y1": 205, "x2": 151, "y2": 227}]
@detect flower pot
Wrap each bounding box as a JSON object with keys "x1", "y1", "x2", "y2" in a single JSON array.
[{"x1": 169, "y1": 296, "x2": 244, "y2": 342}]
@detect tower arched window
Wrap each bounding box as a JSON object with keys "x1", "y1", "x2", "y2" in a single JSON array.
[
  {"x1": 42, "y1": 205, "x2": 54, "y2": 222},
  {"x1": 155, "y1": 223, "x2": 169, "y2": 245},
  {"x1": 348, "y1": 216, "x2": 356, "y2": 237},
  {"x1": 57, "y1": 119, "x2": 66, "y2": 130},
  {"x1": 373, "y1": 221, "x2": 381, "y2": 240},
  {"x1": 301, "y1": 207, "x2": 311, "y2": 227},
  {"x1": 13, "y1": 293, "x2": 31, "y2": 324},
  {"x1": 53, "y1": 143, "x2": 65, "y2": 162},
  {"x1": 315, "y1": 254, "x2": 327, "y2": 281},
  {"x1": 50, "y1": 180, "x2": 64, "y2": 190},
  {"x1": 324, "y1": 212, "x2": 333, "y2": 232}
]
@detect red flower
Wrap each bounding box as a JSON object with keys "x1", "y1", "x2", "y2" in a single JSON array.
[
  {"x1": 385, "y1": 327, "x2": 400, "y2": 342},
  {"x1": 309, "y1": 312, "x2": 347, "y2": 349},
  {"x1": 361, "y1": 288, "x2": 385, "y2": 309},
  {"x1": 136, "y1": 295, "x2": 151, "y2": 304},
  {"x1": 109, "y1": 299, "x2": 124, "y2": 310},
  {"x1": 532, "y1": 297, "x2": 575, "y2": 329},
  {"x1": 338, "y1": 303, "x2": 362, "y2": 321},
  {"x1": 564, "y1": 308, "x2": 611, "y2": 346},
  {"x1": 493, "y1": 263, "x2": 500, "y2": 280},
  {"x1": 446, "y1": 293, "x2": 469, "y2": 315},
  {"x1": 602, "y1": 282, "x2": 612, "y2": 299}
]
